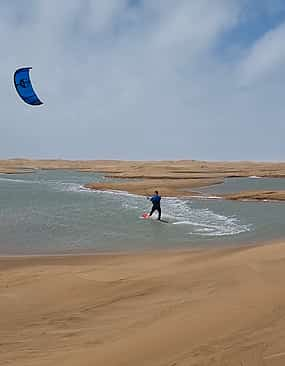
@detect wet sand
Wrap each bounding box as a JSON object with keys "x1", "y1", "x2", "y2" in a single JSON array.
[{"x1": 2, "y1": 243, "x2": 285, "y2": 365}]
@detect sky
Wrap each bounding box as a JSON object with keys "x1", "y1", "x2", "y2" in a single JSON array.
[{"x1": 1, "y1": 0, "x2": 285, "y2": 160}]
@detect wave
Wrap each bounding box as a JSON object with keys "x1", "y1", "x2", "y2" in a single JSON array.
[
  {"x1": 0, "y1": 175, "x2": 91, "y2": 193},
  {"x1": 0, "y1": 177, "x2": 41, "y2": 184},
  {"x1": 189, "y1": 195, "x2": 223, "y2": 200}
]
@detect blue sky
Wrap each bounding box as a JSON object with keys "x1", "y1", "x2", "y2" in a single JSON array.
[{"x1": 1, "y1": 0, "x2": 285, "y2": 160}]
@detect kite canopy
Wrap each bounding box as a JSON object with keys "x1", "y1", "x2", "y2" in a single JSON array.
[{"x1": 14, "y1": 67, "x2": 43, "y2": 106}]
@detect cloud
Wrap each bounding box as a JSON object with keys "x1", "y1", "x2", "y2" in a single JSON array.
[
  {"x1": 0, "y1": 0, "x2": 285, "y2": 160},
  {"x1": 238, "y1": 21, "x2": 285, "y2": 85}
]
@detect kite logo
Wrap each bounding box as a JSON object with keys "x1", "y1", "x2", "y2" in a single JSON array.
[{"x1": 19, "y1": 79, "x2": 28, "y2": 88}]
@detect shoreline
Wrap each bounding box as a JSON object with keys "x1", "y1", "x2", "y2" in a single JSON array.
[
  {"x1": 2, "y1": 240, "x2": 285, "y2": 365},
  {"x1": 0, "y1": 241, "x2": 252, "y2": 258},
  {"x1": 1, "y1": 235, "x2": 284, "y2": 259},
  {"x1": 0, "y1": 236, "x2": 275, "y2": 258},
  {"x1": 2, "y1": 231, "x2": 280, "y2": 258}
]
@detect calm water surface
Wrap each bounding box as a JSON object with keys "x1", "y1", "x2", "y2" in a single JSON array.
[{"x1": 0, "y1": 172, "x2": 285, "y2": 254}]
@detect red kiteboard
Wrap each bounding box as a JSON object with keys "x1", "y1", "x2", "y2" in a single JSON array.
[{"x1": 141, "y1": 213, "x2": 150, "y2": 219}]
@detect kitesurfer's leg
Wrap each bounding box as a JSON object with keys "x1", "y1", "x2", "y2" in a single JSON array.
[
  {"x1": 157, "y1": 207, "x2": 161, "y2": 220},
  {"x1": 149, "y1": 206, "x2": 156, "y2": 217}
]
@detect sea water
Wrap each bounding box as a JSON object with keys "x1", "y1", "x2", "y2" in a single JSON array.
[{"x1": 0, "y1": 171, "x2": 285, "y2": 254}]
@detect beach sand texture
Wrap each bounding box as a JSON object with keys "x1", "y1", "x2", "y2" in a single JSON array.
[{"x1": 2, "y1": 243, "x2": 285, "y2": 365}]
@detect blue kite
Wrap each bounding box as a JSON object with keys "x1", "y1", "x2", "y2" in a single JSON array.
[{"x1": 14, "y1": 67, "x2": 43, "y2": 106}]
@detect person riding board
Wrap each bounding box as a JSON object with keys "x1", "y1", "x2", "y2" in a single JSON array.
[{"x1": 148, "y1": 190, "x2": 161, "y2": 220}]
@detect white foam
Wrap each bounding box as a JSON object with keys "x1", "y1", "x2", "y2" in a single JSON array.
[
  {"x1": 53, "y1": 182, "x2": 85, "y2": 193},
  {"x1": 190, "y1": 195, "x2": 223, "y2": 200},
  {"x1": 162, "y1": 198, "x2": 252, "y2": 237},
  {"x1": 91, "y1": 188, "x2": 141, "y2": 199}
]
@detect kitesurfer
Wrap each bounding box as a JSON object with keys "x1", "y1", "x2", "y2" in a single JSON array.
[{"x1": 148, "y1": 191, "x2": 161, "y2": 220}]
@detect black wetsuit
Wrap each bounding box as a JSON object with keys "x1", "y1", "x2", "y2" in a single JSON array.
[{"x1": 149, "y1": 194, "x2": 161, "y2": 220}]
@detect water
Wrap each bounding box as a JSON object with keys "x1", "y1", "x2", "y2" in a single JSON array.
[
  {"x1": 0, "y1": 171, "x2": 284, "y2": 254},
  {"x1": 198, "y1": 177, "x2": 285, "y2": 195}
]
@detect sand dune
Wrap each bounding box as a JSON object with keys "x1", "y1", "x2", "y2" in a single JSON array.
[{"x1": 2, "y1": 243, "x2": 285, "y2": 365}]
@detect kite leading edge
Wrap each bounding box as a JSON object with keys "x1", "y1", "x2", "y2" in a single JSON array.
[{"x1": 14, "y1": 67, "x2": 43, "y2": 106}]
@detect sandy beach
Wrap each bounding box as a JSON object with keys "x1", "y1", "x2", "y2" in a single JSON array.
[{"x1": 2, "y1": 243, "x2": 285, "y2": 366}]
